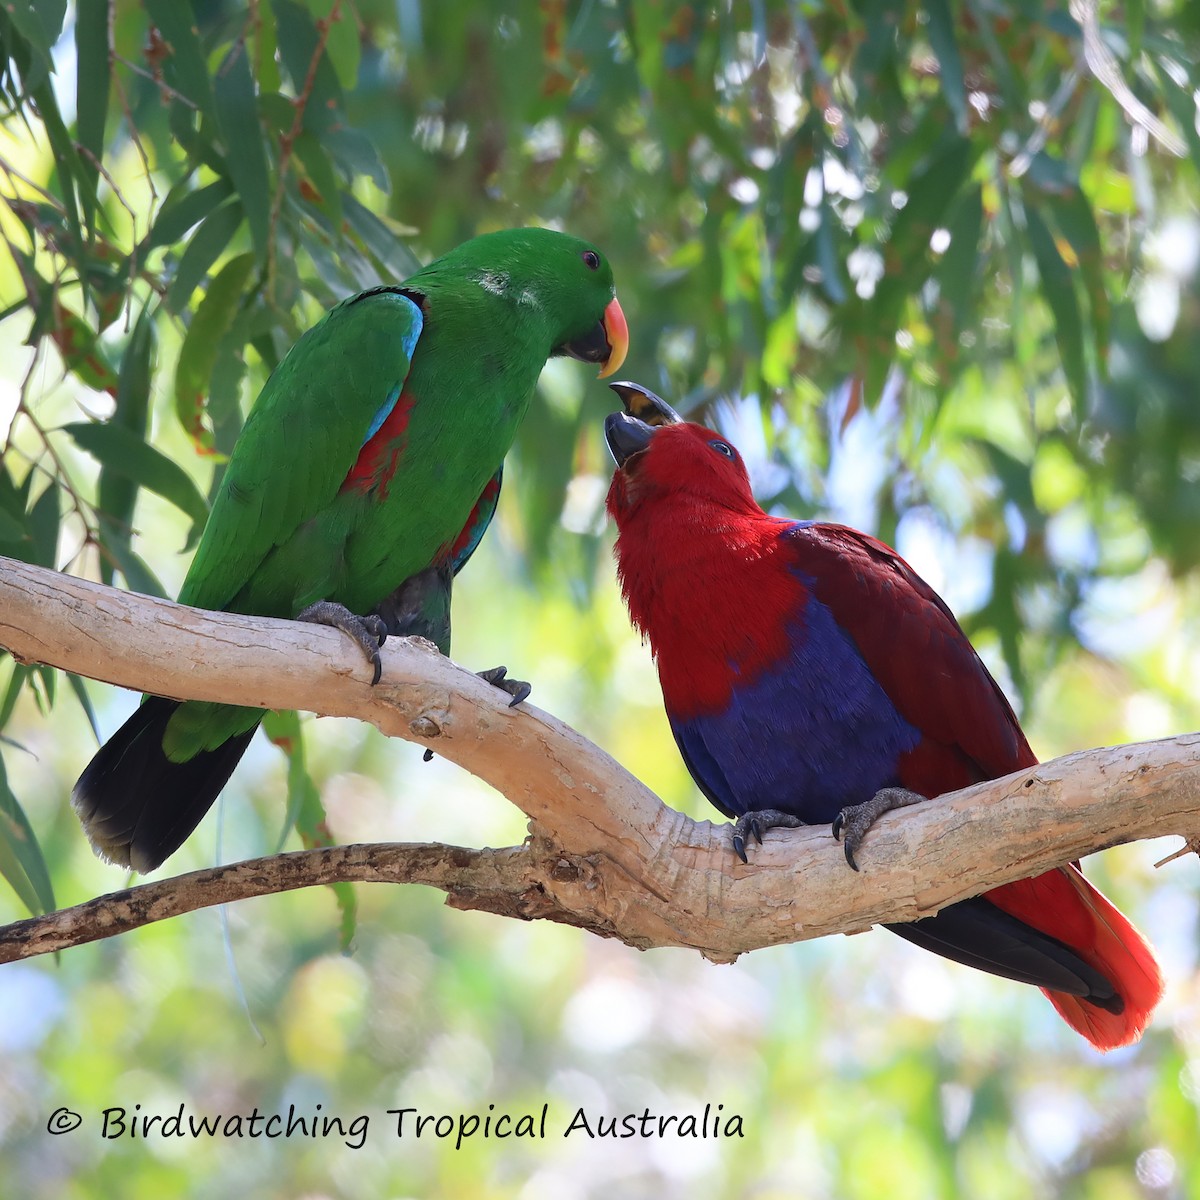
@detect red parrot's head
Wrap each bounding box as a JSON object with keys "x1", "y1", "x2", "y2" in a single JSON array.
[{"x1": 604, "y1": 382, "x2": 756, "y2": 522}]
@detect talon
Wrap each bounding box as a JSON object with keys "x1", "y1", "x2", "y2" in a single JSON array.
[
  {"x1": 731, "y1": 814, "x2": 756, "y2": 863},
  {"x1": 423, "y1": 748, "x2": 434, "y2": 763},
  {"x1": 477, "y1": 665, "x2": 531, "y2": 707},
  {"x1": 731, "y1": 812, "x2": 759, "y2": 862},
  {"x1": 831, "y1": 788, "x2": 927, "y2": 872},
  {"x1": 832, "y1": 808, "x2": 861, "y2": 868},
  {"x1": 730, "y1": 809, "x2": 804, "y2": 864},
  {"x1": 297, "y1": 600, "x2": 389, "y2": 684},
  {"x1": 834, "y1": 808, "x2": 865, "y2": 871}
]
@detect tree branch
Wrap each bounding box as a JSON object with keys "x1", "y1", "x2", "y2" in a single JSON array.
[{"x1": 0, "y1": 554, "x2": 1197, "y2": 964}]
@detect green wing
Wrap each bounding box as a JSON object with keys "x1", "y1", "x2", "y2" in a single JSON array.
[{"x1": 177, "y1": 288, "x2": 424, "y2": 614}]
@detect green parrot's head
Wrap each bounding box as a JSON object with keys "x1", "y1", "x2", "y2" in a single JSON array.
[{"x1": 425, "y1": 227, "x2": 629, "y2": 378}]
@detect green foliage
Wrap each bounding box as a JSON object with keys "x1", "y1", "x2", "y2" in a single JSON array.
[
  {"x1": 1, "y1": 2, "x2": 1200, "y2": 1194},
  {"x1": 263, "y1": 707, "x2": 359, "y2": 950},
  {"x1": 0, "y1": 749, "x2": 54, "y2": 915}
]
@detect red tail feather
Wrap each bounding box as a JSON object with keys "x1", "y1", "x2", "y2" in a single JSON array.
[{"x1": 986, "y1": 866, "x2": 1163, "y2": 1050}]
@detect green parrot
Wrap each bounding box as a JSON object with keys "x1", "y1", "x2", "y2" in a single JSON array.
[{"x1": 73, "y1": 227, "x2": 628, "y2": 873}]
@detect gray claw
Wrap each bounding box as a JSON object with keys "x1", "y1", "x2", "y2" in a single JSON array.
[
  {"x1": 297, "y1": 601, "x2": 389, "y2": 684},
  {"x1": 477, "y1": 665, "x2": 531, "y2": 708},
  {"x1": 732, "y1": 829, "x2": 749, "y2": 864},
  {"x1": 832, "y1": 787, "x2": 927, "y2": 872},
  {"x1": 730, "y1": 809, "x2": 805, "y2": 864}
]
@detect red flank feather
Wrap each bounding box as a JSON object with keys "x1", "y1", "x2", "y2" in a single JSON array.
[{"x1": 341, "y1": 389, "x2": 417, "y2": 498}]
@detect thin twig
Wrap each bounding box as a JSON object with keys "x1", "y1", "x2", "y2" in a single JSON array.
[
  {"x1": 110, "y1": 64, "x2": 157, "y2": 210},
  {"x1": 0, "y1": 843, "x2": 531, "y2": 963},
  {"x1": 113, "y1": 52, "x2": 199, "y2": 110},
  {"x1": 73, "y1": 143, "x2": 139, "y2": 245},
  {"x1": 10, "y1": 349, "x2": 99, "y2": 565},
  {"x1": 0, "y1": 155, "x2": 66, "y2": 209},
  {"x1": 110, "y1": 7, "x2": 160, "y2": 332}
]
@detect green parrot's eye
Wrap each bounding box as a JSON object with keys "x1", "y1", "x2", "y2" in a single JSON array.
[{"x1": 582, "y1": 250, "x2": 601, "y2": 270}]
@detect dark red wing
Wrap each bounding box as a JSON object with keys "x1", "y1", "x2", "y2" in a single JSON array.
[{"x1": 785, "y1": 523, "x2": 1037, "y2": 783}]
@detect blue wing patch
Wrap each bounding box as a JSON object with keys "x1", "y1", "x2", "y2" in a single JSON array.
[
  {"x1": 359, "y1": 292, "x2": 424, "y2": 446},
  {"x1": 363, "y1": 385, "x2": 403, "y2": 445}
]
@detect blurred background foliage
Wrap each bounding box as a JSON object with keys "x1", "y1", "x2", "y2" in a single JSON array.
[{"x1": 1, "y1": 0, "x2": 1200, "y2": 1195}]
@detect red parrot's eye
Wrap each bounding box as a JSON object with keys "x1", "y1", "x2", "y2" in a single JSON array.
[
  {"x1": 709, "y1": 440, "x2": 735, "y2": 459},
  {"x1": 582, "y1": 250, "x2": 601, "y2": 270}
]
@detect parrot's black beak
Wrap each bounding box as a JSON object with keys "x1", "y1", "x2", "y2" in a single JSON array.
[
  {"x1": 607, "y1": 380, "x2": 683, "y2": 426},
  {"x1": 605, "y1": 410, "x2": 657, "y2": 468},
  {"x1": 557, "y1": 298, "x2": 629, "y2": 378}
]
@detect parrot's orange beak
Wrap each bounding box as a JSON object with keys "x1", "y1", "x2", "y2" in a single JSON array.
[{"x1": 597, "y1": 296, "x2": 629, "y2": 379}]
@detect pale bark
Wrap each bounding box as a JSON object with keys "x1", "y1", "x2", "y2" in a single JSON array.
[{"x1": 0, "y1": 554, "x2": 1197, "y2": 964}]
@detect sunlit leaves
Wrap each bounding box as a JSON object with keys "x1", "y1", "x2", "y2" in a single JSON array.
[
  {"x1": 96, "y1": 308, "x2": 156, "y2": 586},
  {"x1": 213, "y1": 39, "x2": 272, "y2": 265},
  {"x1": 0, "y1": 753, "x2": 54, "y2": 918},
  {"x1": 165, "y1": 199, "x2": 245, "y2": 314},
  {"x1": 141, "y1": 179, "x2": 235, "y2": 257},
  {"x1": 1025, "y1": 204, "x2": 1089, "y2": 413},
  {"x1": 141, "y1": 0, "x2": 217, "y2": 125},
  {"x1": 173, "y1": 252, "x2": 257, "y2": 453},
  {"x1": 924, "y1": 0, "x2": 969, "y2": 135},
  {"x1": 72, "y1": 0, "x2": 109, "y2": 234},
  {"x1": 1, "y1": 0, "x2": 65, "y2": 94},
  {"x1": 62, "y1": 421, "x2": 209, "y2": 549}
]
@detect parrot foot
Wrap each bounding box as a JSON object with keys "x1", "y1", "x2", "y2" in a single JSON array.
[
  {"x1": 421, "y1": 666, "x2": 530, "y2": 763},
  {"x1": 477, "y1": 665, "x2": 531, "y2": 708},
  {"x1": 297, "y1": 601, "x2": 389, "y2": 685},
  {"x1": 832, "y1": 786, "x2": 927, "y2": 871},
  {"x1": 731, "y1": 809, "x2": 806, "y2": 864}
]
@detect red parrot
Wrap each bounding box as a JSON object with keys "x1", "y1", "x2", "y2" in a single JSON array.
[{"x1": 604, "y1": 383, "x2": 1163, "y2": 1050}]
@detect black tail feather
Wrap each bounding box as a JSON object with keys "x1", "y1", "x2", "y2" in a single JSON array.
[
  {"x1": 72, "y1": 697, "x2": 257, "y2": 873},
  {"x1": 886, "y1": 896, "x2": 1122, "y2": 1012}
]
